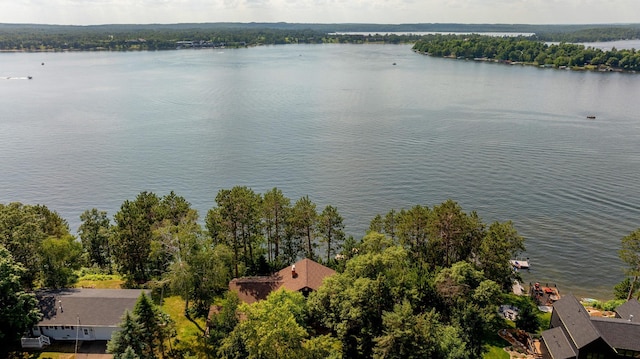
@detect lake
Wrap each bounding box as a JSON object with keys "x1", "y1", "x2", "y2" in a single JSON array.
[{"x1": 1, "y1": 44, "x2": 639, "y2": 299}]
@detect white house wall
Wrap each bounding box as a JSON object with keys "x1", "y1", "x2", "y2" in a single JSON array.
[
  {"x1": 93, "y1": 326, "x2": 118, "y2": 341},
  {"x1": 38, "y1": 325, "x2": 118, "y2": 341}
]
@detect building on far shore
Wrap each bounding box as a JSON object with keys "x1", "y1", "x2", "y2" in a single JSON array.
[
  {"x1": 539, "y1": 295, "x2": 640, "y2": 359},
  {"x1": 228, "y1": 258, "x2": 335, "y2": 304},
  {"x1": 22, "y1": 288, "x2": 147, "y2": 349}
]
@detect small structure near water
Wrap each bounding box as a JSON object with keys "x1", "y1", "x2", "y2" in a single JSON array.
[
  {"x1": 510, "y1": 258, "x2": 530, "y2": 270},
  {"x1": 530, "y1": 282, "x2": 560, "y2": 310}
]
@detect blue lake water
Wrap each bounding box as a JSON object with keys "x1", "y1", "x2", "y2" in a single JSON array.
[{"x1": 1, "y1": 44, "x2": 639, "y2": 299}]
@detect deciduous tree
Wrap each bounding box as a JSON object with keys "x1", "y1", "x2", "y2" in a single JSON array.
[
  {"x1": 619, "y1": 228, "x2": 640, "y2": 300},
  {"x1": 219, "y1": 289, "x2": 309, "y2": 359},
  {"x1": 40, "y1": 234, "x2": 83, "y2": 288},
  {"x1": 477, "y1": 221, "x2": 525, "y2": 290},
  {"x1": 78, "y1": 208, "x2": 112, "y2": 270},
  {"x1": 0, "y1": 203, "x2": 47, "y2": 287},
  {"x1": 0, "y1": 245, "x2": 42, "y2": 352},
  {"x1": 112, "y1": 192, "x2": 160, "y2": 283}
]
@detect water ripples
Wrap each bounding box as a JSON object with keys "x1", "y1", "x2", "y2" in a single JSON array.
[{"x1": 1, "y1": 45, "x2": 639, "y2": 299}]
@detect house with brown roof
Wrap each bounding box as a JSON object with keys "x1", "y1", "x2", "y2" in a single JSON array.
[
  {"x1": 22, "y1": 288, "x2": 147, "y2": 348},
  {"x1": 229, "y1": 258, "x2": 335, "y2": 304},
  {"x1": 540, "y1": 295, "x2": 640, "y2": 359}
]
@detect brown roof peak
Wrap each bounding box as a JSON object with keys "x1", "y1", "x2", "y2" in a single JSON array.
[{"x1": 229, "y1": 258, "x2": 336, "y2": 303}]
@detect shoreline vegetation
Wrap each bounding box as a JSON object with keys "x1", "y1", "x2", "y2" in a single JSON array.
[
  {"x1": 2, "y1": 23, "x2": 639, "y2": 74},
  {"x1": 412, "y1": 34, "x2": 640, "y2": 73}
]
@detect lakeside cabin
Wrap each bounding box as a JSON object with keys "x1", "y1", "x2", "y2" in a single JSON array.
[{"x1": 22, "y1": 288, "x2": 148, "y2": 349}]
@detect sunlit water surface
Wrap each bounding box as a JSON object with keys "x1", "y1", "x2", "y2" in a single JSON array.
[{"x1": 2, "y1": 44, "x2": 639, "y2": 299}]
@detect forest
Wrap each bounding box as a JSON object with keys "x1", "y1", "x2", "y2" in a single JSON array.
[
  {"x1": 2, "y1": 188, "x2": 534, "y2": 358},
  {"x1": 2, "y1": 188, "x2": 640, "y2": 358},
  {"x1": 412, "y1": 34, "x2": 640, "y2": 71}
]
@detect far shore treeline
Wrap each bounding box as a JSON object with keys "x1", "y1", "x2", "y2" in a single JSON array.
[
  {"x1": 2, "y1": 187, "x2": 640, "y2": 357},
  {"x1": 1, "y1": 22, "x2": 639, "y2": 52}
]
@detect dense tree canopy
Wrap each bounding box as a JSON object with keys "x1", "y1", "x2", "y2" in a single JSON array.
[
  {"x1": 618, "y1": 229, "x2": 640, "y2": 300},
  {"x1": 1, "y1": 192, "x2": 533, "y2": 358},
  {"x1": 413, "y1": 34, "x2": 640, "y2": 72},
  {"x1": 0, "y1": 245, "x2": 42, "y2": 351}
]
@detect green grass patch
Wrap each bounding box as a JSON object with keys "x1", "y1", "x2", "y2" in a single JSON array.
[
  {"x1": 75, "y1": 274, "x2": 124, "y2": 289},
  {"x1": 483, "y1": 345, "x2": 509, "y2": 359},
  {"x1": 537, "y1": 311, "x2": 551, "y2": 334},
  {"x1": 161, "y1": 296, "x2": 207, "y2": 353}
]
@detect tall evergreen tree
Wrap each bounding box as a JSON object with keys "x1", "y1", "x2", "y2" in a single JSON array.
[
  {"x1": 290, "y1": 196, "x2": 318, "y2": 260},
  {"x1": 318, "y1": 205, "x2": 345, "y2": 264},
  {"x1": 262, "y1": 187, "x2": 291, "y2": 262}
]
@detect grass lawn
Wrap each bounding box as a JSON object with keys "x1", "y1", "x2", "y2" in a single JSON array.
[
  {"x1": 483, "y1": 345, "x2": 510, "y2": 359},
  {"x1": 75, "y1": 274, "x2": 124, "y2": 289},
  {"x1": 161, "y1": 296, "x2": 207, "y2": 354}
]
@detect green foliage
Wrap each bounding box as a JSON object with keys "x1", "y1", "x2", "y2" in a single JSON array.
[
  {"x1": 208, "y1": 291, "x2": 241, "y2": 354},
  {"x1": 413, "y1": 34, "x2": 640, "y2": 72},
  {"x1": 309, "y1": 244, "x2": 415, "y2": 358},
  {"x1": 318, "y1": 205, "x2": 346, "y2": 264},
  {"x1": 219, "y1": 289, "x2": 315, "y2": 359},
  {"x1": 0, "y1": 203, "x2": 74, "y2": 288},
  {"x1": 536, "y1": 27, "x2": 640, "y2": 42},
  {"x1": 478, "y1": 222, "x2": 525, "y2": 290},
  {"x1": 0, "y1": 195, "x2": 529, "y2": 358},
  {"x1": 78, "y1": 208, "x2": 112, "y2": 270},
  {"x1": 39, "y1": 234, "x2": 83, "y2": 288},
  {"x1": 108, "y1": 293, "x2": 176, "y2": 359},
  {"x1": 290, "y1": 195, "x2": 319, "y2": 260},
  {"x1": 112, "y1": 192, "x2": 160, "y2": 283},
  {"x1": 78, "y1": 273, "x2": 119, "y2": 281},
  {"x1": 592, "y1": 299, "x2": 626, "y2": 312},
  {"x1": 0, "y1": 203, "x2": 47, "y2": 287},
  {"x1": 538, "y1": 311, "x2": 551, "y2": 333},
  {"x1": 107, "y1": 311, "x2": 145, "y2": 358},
  {"x1": 373, "y1": 301, "x2": 468, "y2": 359},
  {"x1": 0, "y1": 245, "x2": 42, "y2": 351},
  {"x1": 514, "y1": 298, "x2": 541, "y2": 334},
  {"x1": 618, "y1": 228, "x2": 640, "y2": 300},
  {"x1": 209, "y1": 186, "x2": 264, "y2": 277},
  {"x1": 614, "y1": 277, "x2": 640, "y2": 300},
  {"x1": 166, "y1": 241, "x2": 234, "y2": 317},
  {"x1": 262, "y1": 187, "x2": 291, "y2": 263}
]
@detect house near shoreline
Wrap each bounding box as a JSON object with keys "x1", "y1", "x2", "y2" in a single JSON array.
[
  {"x1": 22, "y1": 288, "x2": 148, "y2": 349},
  {"x1": 540, "y1": 295, "x2": 640, "y2": 359},
  {"x1": 228, "y1": 258, "x2": 335, "y2": 304}
]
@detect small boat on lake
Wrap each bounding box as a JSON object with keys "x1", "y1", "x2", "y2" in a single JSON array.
[
  {"x1": 28, "y1": 76, "x2": 32, "y2": 80},
  {"x1": 587, "y1": 115, "x2": 596, "y2": 119}
]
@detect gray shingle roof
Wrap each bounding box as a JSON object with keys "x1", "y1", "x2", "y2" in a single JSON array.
[
  {"x1": 552, "y1": 295, "x2": 601, "y2": 349},
  {"x1": 616, "y1": 298, "x2": 640, "y2": 321},
  {"x1": 591, "y1": 317, "x2": 640, "y2": 352},
  {"x1": 37, "y1": 289, "x2": 147, "y2": 327},
  {"x1": 541, "y1": 326, "x2": 576, "y2": 359}
]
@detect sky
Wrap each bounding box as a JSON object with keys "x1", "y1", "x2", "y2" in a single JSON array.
[{"x1": 1, "y1": 0, "x2": 639, "y2": 26}]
